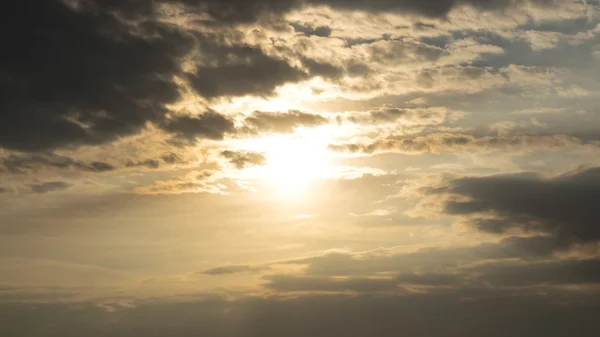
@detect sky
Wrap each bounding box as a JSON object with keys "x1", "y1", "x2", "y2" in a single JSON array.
[{"x1": 1, "y1": 0, "x2": 600, "y2": 336}]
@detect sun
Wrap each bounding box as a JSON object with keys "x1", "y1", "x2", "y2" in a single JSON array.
[
  {"x1": 263, "y1": 137, "x2": 329, "y2": 191},
  {"x1": 241, "y1": 130, "x2": 334, "y2": 197}
]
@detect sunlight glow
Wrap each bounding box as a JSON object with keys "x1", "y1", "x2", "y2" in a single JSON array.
[
  {"x1": 262, "y1": 136, "x2": 329, "y2": 191},
  {"x1": 240, "y1": 128, "x2": 335, "y2": 198}
]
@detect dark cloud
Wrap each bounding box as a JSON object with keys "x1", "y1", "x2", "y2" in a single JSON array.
[
  {"x1": 329, "y1": 133, "x2": 590, "y2": 155},
  {"x1": 2, "y1": 288, "x2": 600, "y2": 337},
  {"x1": 0, "y1": 153, "x2": 115, "y2": 174},
  {"x1": 221, "y1": 151, "x2": 267, "y2": 169},
  {"x1": 174, "y1": 0, "x2": 555, "y2": 24},
  {"x1": 0, "y1": 152, "x2": 190, "y2": 173},
  {"x1": 30, "y1": 181, "x2": 71, "y2": 194},
  {"x1": 126, "y1": 159, "x2": 161, "y2": 169},
  {"x1": 395, "y1": 272, "x2": 464, "y2": 286},
  {"x1": 343, "y1": 106, "x2": 449, "y2": 126},
  {"x1": 201, "y1": 236, "x2": 600, "y2": 293},
  {"x1": 161, "y1": 152, "x2": 182, "y2": 164},
  {"x1": 0, "y1": 0, "x2": 559, "y2": 153},
  {"x1": 300, "y1": 58, "x2": 345, "y2": 79},
  {"x1": 259, "y1": 235, "x2": 560, "y2": 280},
  {"x1": 187, "y1": 44, "x2": 308, "y2": 99},
  {"x1": 244, "y1": 110, "x2": 328, "y2": 134},
  {"x1": 265, "y1": 275, "x2": 400, "y2": 293},
  {"x1": 200, "y1": 265, "x2": 266, "y2": 275},
  {"x1": 472, "y1": 259, "x2": 600, "y2": 287},
  {"x1": 0, "y1": 1, "x2": 325, "y2": 153},
  {"x1": 424, "y1": 166, "x2": 600, "y2": 244},
  {"x1": 266, "y1": 257, "x2": 600, "y2": 292},
  {"x1": 0, "y1": 0, "x2": 194, "y2": 152},
  {"x1": 281, "y1": 235, "x2": 568, "y2": 278},
  {"x1": 86, "y1": 162, "x2": 116, "y2": 172},
  {"x1": 310, "y1": 0, "x2": 553, "y2": 17},
  {"x1": 162, "y1": 112, "x2": 235, "y2": 142},
  {"x1": 291, "y1": 23, "x2": 333, "y2": 37},
  {"x1": 134, "y1": 169, "x2": 225, "y2": 195},
  {"x1": 413, "y1": 22, "x2": 437, "y2": 31},
  {"x1": 516, "y1": 17, "x2": 598, "y2": 35}
]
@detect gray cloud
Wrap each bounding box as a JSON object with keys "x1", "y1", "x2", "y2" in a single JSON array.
[
  {"x1": 265, "y1": 275, "x2": 400, "y2": 293},
  {"x1": 171, "y1": 0, "x2": 555, "y2": 24},
  {"x1": 0, "y1": 0, "x2": 569, "y2": 154},
  {"x1": 162, "y1": 112, "x2": 235, "y2": 143},
  {"x1": 134, "y1": 169, "x2": 226, "y2": 195},
  {"x1": 188, "y1": 44, "x2": 308, "y2": 99},
  {"x1": 0, "y1": 1, "x2": 333, "y2": 153},
  {"x1": 221, "y1": 151, "x2": 267, "y2": 169},
  {"x1": 395, "y1": 272, "x2": 464, "y2": 286},
  {"x1": 2, "y1": 285, "x2": 600, "y2": 337},
  {"x1": 266, "y1": 257, "x2": 600, "y2": 292},
  {"x1": 0, "y1": 152, "x2": 188, "y2": 174},
  {"x1": 243, "y1": 110, "x2": 328, "y2": 134},
  {"x1": 300, "y1": 57, "x2": 346, "y2": 79},
  {"x1": 291, "y1": 23, "x2": 333, "y2": 37},
  {"x1": 30, "y1": 181, "x2": 71, "y2": 194},
  {"x1": 126, "y1": 159, "x2": 161, "y2": 169},
  {"x1": 0, "y1": 153, "x2": 115, "y2": 174},
  {"x1": 472, "y1": 259, "x2": 600, "y2": 287},
  {"x1": 198, "y1": 235, "x2": 565, "y2": 283},
  {"x1": 124, "y1": 153, "x2": 185, "y2": 169},
  {"x1": 343, "y1": 106, "x2": 450, "y2": 126},
  {"x1": 422, "y1": 166, "x2": 600, "y2": 244},
  {"x1": 200, "y1": 265, "x2": 267, "y2": 275},
  {"x1": 161, "y1": 152, "x2": 182, "y2": 164},
  {"x1": 0, "y1": 0, "x2": 194, "y2": 152},
  {"x1": 329, "y1": 133, "x2": 592, "y2": 155},
  {"x1": 281, "y1": 235, "x2": 563, "y2": 277}
]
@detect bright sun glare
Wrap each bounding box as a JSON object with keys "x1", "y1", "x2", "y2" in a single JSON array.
[{"x1": 241, "y1": 129, "x2": 334, "y2": 197}]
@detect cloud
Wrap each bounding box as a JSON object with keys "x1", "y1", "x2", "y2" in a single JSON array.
[
  {"x1": 472, "y1": 259, "x2": 600, "y2": 286},
  {"x1": 344, "y1": 106, "x2": 452, "y2": 127},
  {"x1": 195, "y1": 234, "x2": 600, "y2": 295},
  {"x1": 0, "y1": 1, "x2": 336, "y2": 153},
  {"x1": 280, "y1": 235, "x2": 564, "y2": 277},
  {"x1": 329, "y1": 133, "x2": 594, "y2": 155},
  {"x1": 186, "y1": 235, "x2": 566, "y2": 291},
  {"x1": 0, "y1": 153, "x2": 115, "y2": 174},
  {"x1": 125, "y1": 153, "x2": 186, "y2": 169},
  {"x1": 161, "y1": 152, "x2": 182, "y2": 164},
  {"x1": 265, "y1": 275, "x2": 400, "y2": 293},
  {"x1": 291, "y1": 23, "x2": 333, "y2": 37},
  {"x1": 0, "y1": 0, "x2": 194, "y2": 152},
  {"x1": 418, "y1": 166, "x2": 600, "y2": 244},
  {"x1": 134, "y1": 170, "x2": 226, "y2": 195},
  {"x1": 395, "y1": 272, "x2": 464, "y2": 286},
  {"x1": 125, "y1": 159, "x2": 161, "y2": 169},
  {"x1": 200, "y1": 265, "x2": 267, "y2": 275},
  {"x1": 162, "y1": 112, "x2": 235, "y2": 142},
  {"x1": 187, "y1": 44, "x2": 308, "y2": 99},
  {"x1": 172, "y1": 0, "x2": 555, "y2": 24},
  {"x1": 2, "y1": 289, "x2": 600, "y2": 337},
  {"x1": 30, "y1": 181, "x2": 71, "y2": 194},
  {"x1": 0, "y1": 151, "x2": 188, "y2": 174},
  {"x1": 264, "y1": 257, "x2": 600, "y2": 293},
  {"x1": 221, "y1": 151, "x2": 267, "y2": 169},
  {"x1": 0, "y1": 0, "x2": 576, "y2": 155},
  {"x1": 243, "y1": 110, "x2": 328, "y2": 134}
]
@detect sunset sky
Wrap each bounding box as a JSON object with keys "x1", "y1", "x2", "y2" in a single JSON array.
[{"x1": 1, "y1": 0, "x2": 600, "y2": 336}]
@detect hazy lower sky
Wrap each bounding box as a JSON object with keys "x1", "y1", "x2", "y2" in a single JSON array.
[{"x1": 2, "y1": 0, "x2": 600, "y2": 336}]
